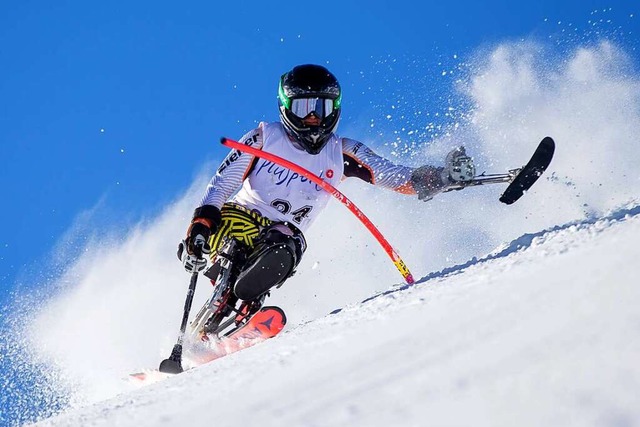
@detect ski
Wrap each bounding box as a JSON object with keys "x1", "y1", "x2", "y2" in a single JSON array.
[
  {"x1": 445, "y1": 136, "x2": 556, "y2": 204},
  {"x1": 190, "y1": 305, "x2": 286, "y2": 365},
  {"x1": 129, "y1": 306, "x2": 286, "y2": 384},
  {"x1": 499, "y1": 136, "x2": 555, "y2": 204}
]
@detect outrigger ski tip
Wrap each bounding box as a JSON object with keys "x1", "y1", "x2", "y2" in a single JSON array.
[
  {"x1": 499, "y1": 136, "x2": 555, "y2": 204},
  {"x1": 158, "y1": 360, "x2": 183, "y2": 374},
  {"x1": 445, "y1": 136, "x2": 555, "y2": 204}
]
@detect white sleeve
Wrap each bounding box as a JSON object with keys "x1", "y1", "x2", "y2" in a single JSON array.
[
  {"x1": 199, "y1": 126, "x2": 264, "y2": 208},
  {"x1": 342, "y1": 138, "x2": 417, "y2": 194}
]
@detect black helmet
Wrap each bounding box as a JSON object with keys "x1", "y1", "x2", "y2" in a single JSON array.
[{"x1": 278, "y1": 64, "x2": 342, "y2": 154}]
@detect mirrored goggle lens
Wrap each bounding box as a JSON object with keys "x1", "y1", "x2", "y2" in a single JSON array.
[{"x1": 290, "y1": 98, "x2": 334, "y2": 119}]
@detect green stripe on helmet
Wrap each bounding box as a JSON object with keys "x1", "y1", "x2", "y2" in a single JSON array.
[{"x1": 278, "y1": 79, "x2": 291, "y2": 109}]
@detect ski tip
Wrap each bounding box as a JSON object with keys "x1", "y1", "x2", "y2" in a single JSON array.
[
  {"x1": 128, "y1": 369, "x2": 175, "y2": 384},
  {"x1": 261, "y1": 305, "x2": 287, "y2": 325},
  {"x1": 499, "y1": 136, "x2": 556, "y2": 205},
  {"x1": 251, "y1": 306, "x2": 287, "y2": 334},
  {"x1": 541, "y1": 136, "x2": 556, "y2": 152}
]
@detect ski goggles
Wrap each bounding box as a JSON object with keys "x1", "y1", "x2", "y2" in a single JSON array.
[{"x1": 290, "y1": 97, "x2": 336, "y2": 119}]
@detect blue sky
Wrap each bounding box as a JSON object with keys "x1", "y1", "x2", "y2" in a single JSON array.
[{"x1": 0, "y1": 0, "x2": 637, "y2": 303}]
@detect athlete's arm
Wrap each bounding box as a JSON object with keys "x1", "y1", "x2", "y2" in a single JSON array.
[
  {"x1": 199, "y1": 126, "x2": 264, "y2": 208},
  {"x1": 342, "y1": 138, "x2": 447, "y2": 198}
]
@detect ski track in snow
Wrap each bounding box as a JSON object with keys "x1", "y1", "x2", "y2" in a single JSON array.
[{"x1": 31, "y1": 203, "x2": 640, "y2": 427}]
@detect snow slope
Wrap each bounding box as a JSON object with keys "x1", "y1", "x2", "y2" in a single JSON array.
[{"x1": 32, "y1": 203, "x2": 640, "y2": 427}]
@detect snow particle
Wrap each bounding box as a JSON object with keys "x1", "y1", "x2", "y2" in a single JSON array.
[
  {"x1": 100, "y1": 128, "x2": 105, "y2": 133},
  {"x1": 120, "y1": 149, "x2": 125, "y2": 153}
]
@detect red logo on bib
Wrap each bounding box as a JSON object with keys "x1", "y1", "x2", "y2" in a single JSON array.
[{"x1": 326, "y1": 169, "x2": 334, "y2": 178}]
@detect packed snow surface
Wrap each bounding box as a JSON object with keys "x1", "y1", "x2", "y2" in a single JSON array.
[{"x1": 32, "y1": 204, "x2": 640, "y2": 427}]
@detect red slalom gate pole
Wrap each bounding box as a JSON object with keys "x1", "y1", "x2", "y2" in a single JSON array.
[{"x1": 221, "y1": 138, "x2": 415, "y2": 285}]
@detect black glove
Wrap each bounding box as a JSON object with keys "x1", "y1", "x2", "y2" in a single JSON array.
[
  {"x1": 184, "y1": 222, "x2": 212, "y2": 258},
  {"x1": 410, "y1": 165, "x2": 446, "y2": 202},
  {"x1": 177, "y1": 205, "x2": 222, "y2": 273}
]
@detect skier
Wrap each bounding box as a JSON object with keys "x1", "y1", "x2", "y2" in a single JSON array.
[{"x1": 178, "y1": 64, "x2": 475, "y2": 333}]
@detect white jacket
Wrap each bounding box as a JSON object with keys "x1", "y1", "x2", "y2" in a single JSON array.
[{"x1": 199, "y1": 122, "x2": 440, "y2": 233}]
